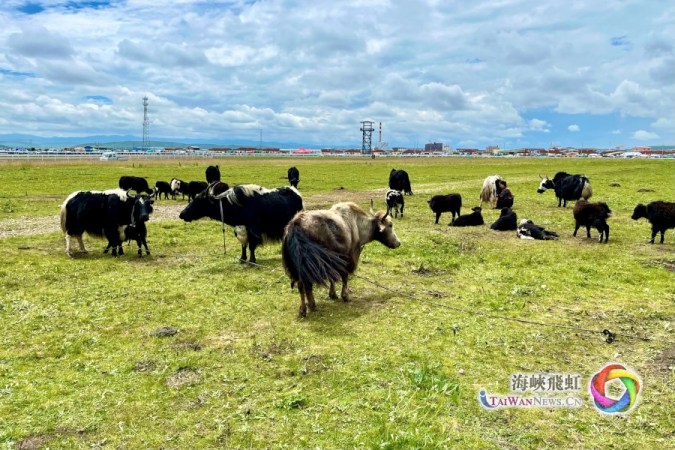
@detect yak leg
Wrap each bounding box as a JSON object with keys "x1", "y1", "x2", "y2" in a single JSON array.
[
  {"x1": 400, "y1": 203, "x2": 404, "y2": 218},
  {"x1": 586, "y1": 225, "x2": 591, "y2": 239},
  {"x1": 435, "y1": 212, "x2": 441, "y2": 224},
  {"x1": 298, "y1": 282, "x2": 307, "y2": 318},
  {"x1": 66, "y1": 235, "x2": 75, "y2": 256},
  {"x1": 573, "y1": 223, "x2": 581, "y2": 237},
  {"x1": 340, "y1": 275, "x2": 350, "y2": 302},
  {"x1": 306, "y1": 283, "x2": 316, "y2": 311},
  {"x1": 142, "y1": 238, "x2": 150, "y2": 255},
  {"x1": 239, "y1": 244, "x2": 247, "y2": 263},
  {"x1": 75, "y1": 235, "x2": 87, "y2": 253},
  {"x1": 329, "y1": 282, "x2": 338, "y2": 300},
  {"x1": 136, "y1": 239, "x2": 143, "y2": 257}
]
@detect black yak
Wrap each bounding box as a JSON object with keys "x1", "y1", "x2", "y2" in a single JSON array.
[
  {"x1": 448, "y1": 206, "x2": 484, "y2": 227},
  {"x1": 288, "y1": 166, "x2": 300, "y2": 189},
  {"x1": 427, "y1": 193, "x2": 461, "y2": 224},
  {"x1": 573, "y1": 200, "x2": 612, "y2": 243},
  {"x1": 537, "y1": 172, "x2": 592, "y2": 207},
  {"x1": 490, "y1": 207, "x2": 517, "y2": 231},
  {"x1": 389, "y1": 169, "x2": 413, "y2": 195},
  {"x1": 631, "y1": 201, "x2": 675, "y2": 244}
]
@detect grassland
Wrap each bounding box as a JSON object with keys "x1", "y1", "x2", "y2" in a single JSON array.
[{"x1": 0, "y1": 157, "x2": 673, "y2": 449}]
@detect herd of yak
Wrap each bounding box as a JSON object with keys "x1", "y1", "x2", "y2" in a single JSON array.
[{"x1": 59, "y1": 165, "x2": 675, "y2": 316}]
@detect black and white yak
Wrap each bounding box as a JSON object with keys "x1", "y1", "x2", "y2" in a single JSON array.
[
  {"x1": 573, "y1": 200, "x2": 612, "y2": 243},
  {"x1": 427, "y1": 193, "x2": 462, "y2": 224},
  {"x1": 479, "y1": 175, "x2": 505, "y2": 209},
  {"x1": 170, "y1": 178, "x2": 188, "y2": 200},
  {"x1": 631, "y1": 201, "x2": 675, "y2": 244},
  {"x1": 118, "y1": 176, "x2": 153, "y2": 194},
  {"x1": 385, "y1": 189, "x2": 404, "y2": 218},
  {"x1": 537, "y1": 172, "x2": 592, "y2": 207},
  {"x1": 60, "y1": 189, "x2": 154, "y2": 257},
  {"x1": 389, "y1": 169, "x2": 413, "y2": 195},
  {"x1": 288, "y1": 166, "x2": 300, "y2": 189},
  {"x1": 282, "y1": 202, "x2": 401, "y2": 317},
  {"x1": 490, "y1": 207, "x2": 517, "y2": 231},
  {"x1": 179, "y1": 184, "x2": 303, "y2": 264},
  {"x1": 517, "y1": 219, "x2": 559, "y2": 240}
]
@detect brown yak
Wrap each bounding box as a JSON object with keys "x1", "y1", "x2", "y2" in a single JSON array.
[{"x1": 282, "y1": 201, "x2": 401, "y2": 317}]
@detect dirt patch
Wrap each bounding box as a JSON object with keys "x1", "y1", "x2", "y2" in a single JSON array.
[
  {"x1": 150, "y1": 326, "x2": 178, "y2": 337},
  {"x1": 654, "y1": 346, "x2": 675, "y2": 374},
  {"x1": 15, "y1": 435, "x2": 48, "y2": 450},
  {"x1": 411, "y1": 264, "x2": 448, "y2": 277},
  {"x1": 166, "y1": 368, "x2": 201, "y2": 388},
  {"x1": 173, "y1": 341, "x2": 203, "y2": 351},
  {"x1": 133, "y1": 360, "x2": 157, "y2": 372},
  {"x1": 637, "y1": 188, "x2": 655, "y2": 192}
]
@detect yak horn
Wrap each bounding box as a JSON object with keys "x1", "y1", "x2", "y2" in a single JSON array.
[
  {"x1": 126, "y1": 189, "x2": 137, "y2": 199},
  {"x1": 370, "y1": 199, "x2": 375, "y2": 215}
]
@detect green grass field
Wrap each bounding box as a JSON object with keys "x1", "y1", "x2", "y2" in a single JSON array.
[{"x1": 1, "y1": 157, "x2": 673, "y2": 449}]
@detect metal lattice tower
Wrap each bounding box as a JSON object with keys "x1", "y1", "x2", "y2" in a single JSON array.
[
  {"x1": 360, "y1": 121, "x2": 374, "y2": 155},
  {"x1": 142, "y1": 96, "x2": 150, "y2": 150}
]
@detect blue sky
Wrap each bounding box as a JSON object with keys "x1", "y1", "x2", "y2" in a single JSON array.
[{"x1": 0, "y1": 0, "x2": 673, "y2": 148}]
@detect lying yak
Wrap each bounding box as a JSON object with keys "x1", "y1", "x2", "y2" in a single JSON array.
[
  {"x1": 490, "y1": 207, "x2": 517, "y2": 231},
  {"x1": 282, "y1": 201, "x2": 401, "y2": 317}
]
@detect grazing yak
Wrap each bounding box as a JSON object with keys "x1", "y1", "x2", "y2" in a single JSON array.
[
  {"x1": 427, "y1": 193, "x2": 462, "y2": 224},
  {"x1": 187, "y1": 181, "x2": 208, "y2": 202},
  {"x1": 179, "y1": 184, "x2": 303, "y2": 264},
  {"x1": 170, "y1": 178, "x2": 188, "y2": 200},
  {"x1": 389, "y1": 169, "x2": 413, "y2": 195},
  {"x1": 573, "y1": 200, "x2": 612, "y2": 243},
  {"x1": 631, "y1": 201, "x2": 675, "y2": 244},
  {"x1": 537, "y1": 172, "x2": 592, "y2": 207},
  {"x1": 385, "y1": 189, "x2": 404, "y2": 218},
  {"x1": 282, "y1": 201, "x2": 401, "y2": 317},
  {"x1": 206, "y1": 165, "x2": 221, "y2": 184},
  {"x1": 448, "y1": 206, "x2": 484, "y2": 227},
  {"x1": 479, "y1": 175, "x2": 505, "y2": 209},
  {"x1": 60, "y1": 189, "x2": 154, "y2": 257},
  {"x1": 118, "y1": 176, "x2": 153, "y2": 194},
  {"x1": 490, "y1": 207, "x2": 517, "y2": 231},
  {"x1": 288, "y1": 166, "x2": 300, "y2": 189},
  {"x1": 517, "y1": 219, "x2": 559, "y2": 240},
  {"x1": 154, "y1": 181, "x2": 173, "y2": 200}
]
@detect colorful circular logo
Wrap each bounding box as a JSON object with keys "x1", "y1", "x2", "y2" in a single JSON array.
[{"x1": 589, "y1": 363, "x2": 641, "y2": 414}]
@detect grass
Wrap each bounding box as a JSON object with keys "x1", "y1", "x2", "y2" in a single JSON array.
[{"x1": 0, "y1": 157, "x2": 674, "y2": 449}]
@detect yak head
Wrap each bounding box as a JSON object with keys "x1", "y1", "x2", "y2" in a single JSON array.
[
  {"x1": 179, "y1": 189, "x2": 212, "y2": 222},
  {"x1": 537, "y1": 175, "x2": 554, "y2": 193},
  {"x1": 127, "y1": 191, "x2": 154, "y2": 223},
  {"x1": 370, "y1": 199, "x2": 401, "y2": 249},
  {"x1": 631, "y1": 204, "x2": 647, "y2": 221}
]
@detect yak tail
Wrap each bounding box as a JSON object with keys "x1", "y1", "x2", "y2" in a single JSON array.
[
  {"x1": 282, "y1": 226, "x2": 349, "y2": 288},
  {"x1": 581, "y1": 178, "x2": 592, "y2": 200}
]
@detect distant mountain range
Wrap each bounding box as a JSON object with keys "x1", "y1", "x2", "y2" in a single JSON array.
[{"x1": 0, "y1": 133, "x2": 347, "y2": 149}]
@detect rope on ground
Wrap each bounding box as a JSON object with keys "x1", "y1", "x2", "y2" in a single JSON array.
[{"x1": 351, "y1": 272, "x2": 651, "y2": 344}]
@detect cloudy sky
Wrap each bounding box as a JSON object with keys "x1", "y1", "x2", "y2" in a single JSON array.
[{"x1": 0, "y1": 0, "x2": 673, "y2": 148}]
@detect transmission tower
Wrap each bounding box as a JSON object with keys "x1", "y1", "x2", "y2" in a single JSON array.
[
  {"x1": 360, "y1": 121, "x2": 374, "y2": 155},
  {"x1": 142, "y1": 96, "x2": 150, "y2": 150}
]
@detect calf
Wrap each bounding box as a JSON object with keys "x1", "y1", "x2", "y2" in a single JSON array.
[
  {"x1": 60, "y1": 189, "x2": 153, "y2": 257},
  {"x1": 171, "y1": 178, "x2": 188, "y2": 200},
  {"x1": 119, "y1": 176, "x2": 153, "y2": 194},
  {"x1": 385, "y1": 189, "x2": 404, "y2": 218},
  {"x1": 517, "y1": 219, "x2": 559, "y2": 240},
  {"x1": 427, "y1": 193, "x2": 461, "y2": 224},
  {"x1": 187, "y1": 181, "x2": 208, "y2": 202},
  {"x1": 288, "y1": 166, "x2": 300, "y2": 188},
  {"x1": 389, "y1": 169, "x2": 413, "y2": 195},
  {"x1": 490, "y1": 207, "x2": 517, "y2": 231},
  {"x1": 573, "y1": 200, "x2": 611, "y2": 243},
  {"x1": 104, "y1": 196, "x2": 154, "y2": 256},
  {"x1": 537, "y1": 172, "x2": 592, "y2": 207},
  {"x1": 154, "y1": 181, "x2": 173, "y2": 200},
  {"x1": 631, "y1": 201, "x2": 675, "y2": 244},
  {"x1": 448, "y1": 206, "x2": 484, "y2": 227},
  {"x1": 282, "y1": 202, "x2": 400, "y2": 317},
  {"x1": 179, "y1": 184, "x2": 303, "y2": 264}
]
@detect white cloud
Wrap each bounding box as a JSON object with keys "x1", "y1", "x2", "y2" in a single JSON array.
[
  {"x1": 633, "y1": 130, "x2": 659, "y2": 140},
  {"x1": 568, "y1": 124, "x2": 580, "y2": 132},
  {"x1": 611, "y1": 129, "x2": 621, "y2": 135},
  {"x1": 0, "y1": 1, "x2": 673, "y2": 147}
]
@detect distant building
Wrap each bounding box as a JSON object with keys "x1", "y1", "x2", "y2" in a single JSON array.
[{"x1": 425, "y1": 142, "x2": 443, "y2": 152}]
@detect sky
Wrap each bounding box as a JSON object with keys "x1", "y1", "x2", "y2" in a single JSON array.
[{"x1": 0, "y1": 0, "x2": 673, "y2": 149}]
